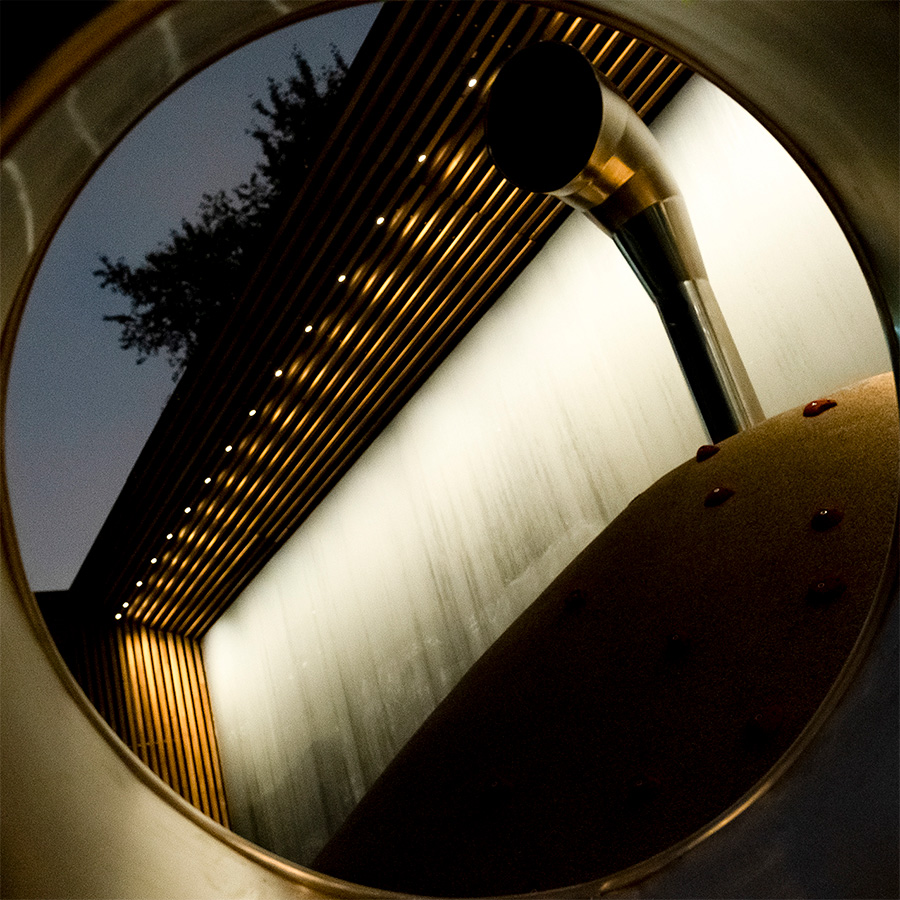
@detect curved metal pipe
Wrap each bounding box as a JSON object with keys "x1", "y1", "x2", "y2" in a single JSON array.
[
  {"x1": 1, "y1": 5, "x2": 896, "y2": 899},
  {"x1": 486, "y1": 41, "x2": 764, "y2": 442}
]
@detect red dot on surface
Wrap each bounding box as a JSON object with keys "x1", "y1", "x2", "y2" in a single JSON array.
[
  {"x1": 803, "y1": 398, "x2": 837, "y2": 417},
  {"x1": 811, "y1": 508, "x2": 844, "y2": 531},
  {"x1": 704, "y1": 486, "x2": 735, "y2": 507},
  {"x1": 807, "y1": 576, "x2": 847, "y2": 606}
]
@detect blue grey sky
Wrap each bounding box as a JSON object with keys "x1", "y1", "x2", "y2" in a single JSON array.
[{"x1": 5, "y1": 3, "x2": 379, "y2": 592}]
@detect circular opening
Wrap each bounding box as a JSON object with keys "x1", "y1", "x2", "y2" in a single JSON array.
[
  {"x1": 487, "y1": 41, "x2": 604, "y2": 192},
  {"x1": 2, "y1": 2, "x2": 897, "y2": 898}
]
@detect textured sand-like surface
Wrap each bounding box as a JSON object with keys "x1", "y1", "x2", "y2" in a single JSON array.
[{"x1": 316, "y1": 373, "x2": 898, "y2": 896}]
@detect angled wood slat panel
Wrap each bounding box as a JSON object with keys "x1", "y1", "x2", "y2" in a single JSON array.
[
  {"x1": 63, "y1": 621, "x2": 230, "y2": 827},
  {"x1": 70, "y1": 0, "x2": 690, "y2": 641},
  {"x1": 46, "y1": 0, "x2": 692, "y2": 826}
]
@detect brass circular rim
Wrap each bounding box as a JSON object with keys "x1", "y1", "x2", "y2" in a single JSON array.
[{"x1": 1, "y1": 3, "x2": 897, "y2": 898}]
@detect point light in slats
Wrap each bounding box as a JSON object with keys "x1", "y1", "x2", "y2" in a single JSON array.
[
  {"x1": 70, "y1": 1, "x2": 688, "y2": 646},
  {"x1": 56, "y1": 0, "x2": 691, "y2": 828}
]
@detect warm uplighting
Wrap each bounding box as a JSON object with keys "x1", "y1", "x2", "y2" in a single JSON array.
[
  {"x1": 136, "y1": 580, "x2": 143, "y2": 587},
  {"x1": 249, "y1": 409, "x2": 257, "y2": 417},
  {"x1": 166, "y1": 533, "x2": 173, "y2": 540},
  {"x1": 225, "y1": 445, "x2": 233, "y2": 452},
  {"x1": 275, "y1": 368, "x2": 283, "y2": 377},
  {"x1": 204, "y1": 477, "x2": 211, "y2": 484},
  {"x1": 185, "y1": 506, "x2": 192, "y2": 514},
  {"x1": 417, "y1": 153, "x2": 427, "y2": 162},
  {"x1": 376, "y1": 216, "x2": 385, "y2": 225},
  {"x1": 468, "y1": 77, "x2": 478, "y2": 87},
  {"x1": 122, "y1": 602, "x2": 129, "y2": 608},
  {"x1": 304, "y1": 325, "x2": 313, "y2": 334},
  {"x1": 115, "y1": 613, "x2": 122, "y2": 620},
  {"x1": 338, "y1": 274, "x2": 346, "y2": 283},
  {"x1": 151, "y1": 557, "x2": 157, "y2": 563}
]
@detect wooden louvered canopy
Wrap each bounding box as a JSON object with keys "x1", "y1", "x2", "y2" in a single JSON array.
[{"x1": 70, "y1": 0, "x2": 691, "y2": 638}]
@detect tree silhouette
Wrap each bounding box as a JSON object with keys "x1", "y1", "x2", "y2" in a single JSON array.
[{"x1": 95, "y1": 47, "x2": 349, "y2": 379}]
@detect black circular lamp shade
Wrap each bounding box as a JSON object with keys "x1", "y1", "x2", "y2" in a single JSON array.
[
  {"x1": 486, "y1": 41, "x2": 604, "y2": 193},
  {"x1": 1, "y1": 2, "x2": 897, "y2": 899}
]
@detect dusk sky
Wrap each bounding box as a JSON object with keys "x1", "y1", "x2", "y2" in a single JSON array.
[{"x1": 5, "y1": 3, "x2": 380, "y2": 592}]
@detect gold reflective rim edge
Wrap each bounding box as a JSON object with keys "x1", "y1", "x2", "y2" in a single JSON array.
[
  {"x1": 1, "y1": 3, "x2": 896, "y2": 899},
  {"x1": 0, "y1": 1, "x2": 176, "y2": 152},
  {"x1": 0, "y1": 2, "x2": 400, "y2": 896}
]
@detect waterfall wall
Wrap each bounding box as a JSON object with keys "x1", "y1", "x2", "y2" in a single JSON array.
[{"x1": 201, "y1": 75, "x2": 890, "y2": 865}]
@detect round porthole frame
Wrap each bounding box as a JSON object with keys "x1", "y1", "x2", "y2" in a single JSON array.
[{"x1": 1, "y1": 2, "x2": 897, "y2": 897}]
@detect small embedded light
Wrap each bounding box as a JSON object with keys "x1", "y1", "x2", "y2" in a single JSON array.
[
  {"x1": 136, "y1": 580, "x2": 143, "y2": 587},
  {"x1": 122, "y1": 602, "x2": 129, "y2": 609},
  {"x1": 417, "y1": 153, "x2": 427, "y2": 163},
  {"x1": 376, "y1": 216, "x2": 385, "y2": 225},
  {"x1": 166, "y1": 533, "x2": 173, "y2": 540},
  {"x1": 204, "y1": 477, "x2": 211, "y2": 484},
  {"x1": 225, "y1": 445, "x2": 232, "y2": 452},
  {"x1": 337, "y1": 274, "x2": 346, "y2": 283},
  {"x1": 150, "y1": 557, "x2": 157, "y2": 564},
  {"x1": 115, "y1": 613, "x2": 122, "y2": 620},
  {"x1": 304, "y1": 325, "x2": 313, "y2": 334},
  {"x1": 184, "y1": 506, "x2": 191, "y2": 514},
  {"x1": 249, "y1": 409, "x2": 256, "y2": 416},
  {"x1": 468, "y1": 77, "x2": 478, "y2": 87},
  {"x1": 275, "y1": 369, "x2": 283, "y2": 377}
]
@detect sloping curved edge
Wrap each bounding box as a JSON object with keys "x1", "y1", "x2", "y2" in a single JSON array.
[{"x1": 1, "y1": 2, "x2": 897, "y2": 898}]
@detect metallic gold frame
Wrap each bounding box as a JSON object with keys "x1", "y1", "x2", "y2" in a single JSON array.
[{"x1": 2, "y1": 2, "x2": 897, "y2": 898}]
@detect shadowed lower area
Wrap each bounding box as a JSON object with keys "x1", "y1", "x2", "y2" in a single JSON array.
[{"x1": 313, "y1": 373, "x2": 898, "y2": 897}]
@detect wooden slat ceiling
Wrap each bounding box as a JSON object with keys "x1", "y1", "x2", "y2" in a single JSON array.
[{"x1": 71, "y1": 0, "x2": 691, "y2": 638}]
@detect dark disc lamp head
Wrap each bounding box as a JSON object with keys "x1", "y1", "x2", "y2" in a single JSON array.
[
  {"x1": 487, "y1": 41, "x2": 604, "y2": 195},
  {"x1": 485, "y1": 41, "x2": 764, "y2": 442}
]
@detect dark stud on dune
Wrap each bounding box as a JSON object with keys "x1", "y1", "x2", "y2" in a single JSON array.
[
  {"x1": 704, "y1": 486, "x2": 734, "y2": 507},
  {"x1": 565, "y1": 588, "x2": 586, "y2": 610},
  {"x1": 627, "y1": 775, "x2": 660, "y2": 805},
  {"x1": 807, "y1": 576, "x2": 847, "y2": 606},
  {"x1": 696, "y1": 444, "x2": 719, "y2": 462},
  {"x1": 803, "y1": 398, "x2": 837, "y2": 417},
  {"x1": 477, "y1": 776, "x2": 513, "y2": 813},
  {"x1": 665, "y1": 632, "x2": 690, "y2": 661},
  {"x1": 811, "y1": 508, "x2": 843, "y2": 531},
  {"x1": 745, "y1": 705, "x2": 783, "y2": 744}
]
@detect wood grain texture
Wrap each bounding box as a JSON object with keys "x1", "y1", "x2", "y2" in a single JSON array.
[{"x1": 68, "y1": 622, "x2": 230, "y2": 827}]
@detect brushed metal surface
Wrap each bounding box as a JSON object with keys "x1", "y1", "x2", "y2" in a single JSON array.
[
  {"x1": 203, "y1": 209, "x2": 707, "y2": 865},
  {"x1": 0, "y1": 2, "x2": 897, "y2": 898},
  {"x1": 486, "y1": 41, "x2": 764, "y2": 439}
]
